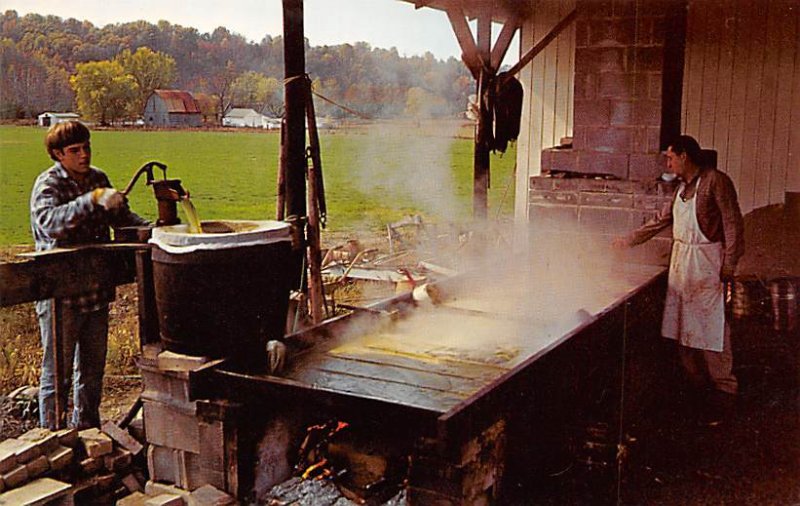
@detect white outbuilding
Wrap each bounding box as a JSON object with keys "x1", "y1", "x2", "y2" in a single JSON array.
[
  {"x1": 38, "y1": 112, "x2": 80, "y2": 127},
  {"x1": 223, "y1": 108, "x2": 265, "y2": 128}
]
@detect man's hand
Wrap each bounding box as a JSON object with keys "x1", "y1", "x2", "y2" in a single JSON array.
[{"x1": 92, "y1": 188, "x2": 125, "y2": 210}]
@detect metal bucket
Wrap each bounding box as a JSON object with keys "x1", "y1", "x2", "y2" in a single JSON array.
[
  {"x1": 150, "y1": 220, "x2": 293, "y2": 370},
  {"x1": 769, "y1": 278, "x2": 798, "y2": 332}
]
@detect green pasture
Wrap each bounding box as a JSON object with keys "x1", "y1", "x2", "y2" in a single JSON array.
[{"x1": 0, "y1": 124, "x2": 516, "y2": 246}]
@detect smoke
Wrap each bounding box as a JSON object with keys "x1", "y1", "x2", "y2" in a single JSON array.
[
  {"x1": 322, "y1": 214, "x2": 646, "y2": 376},
  {"x1": 351, "y1": 119, "x2": 464, "y2": 220}
]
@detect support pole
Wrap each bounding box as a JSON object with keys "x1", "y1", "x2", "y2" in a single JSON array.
[
  {"x1": 51, "y1": 299, "x2": 65, "y2": 429},
  {"x1": 282, "y1": 0, "x2": 307, "y2": 220},
  {"x1": 282, "y1": 0, "x2": 307, "y2": 292},
  {"x1": 473, "y1": 15, "x2": 492, "y2": 220}
]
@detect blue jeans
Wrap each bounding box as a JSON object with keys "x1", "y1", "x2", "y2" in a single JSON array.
[{"x1": 36, "y1": 300, "x2": 109, "y2": 429}]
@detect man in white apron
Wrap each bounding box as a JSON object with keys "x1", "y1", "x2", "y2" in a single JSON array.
[{"x1": 615, "y1": 135, "x2": 744, "y2": 425}]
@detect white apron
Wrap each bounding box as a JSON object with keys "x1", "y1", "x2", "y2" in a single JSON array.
[{"x1": 661, "y1": 178, "x2": 726, "y2": 352}]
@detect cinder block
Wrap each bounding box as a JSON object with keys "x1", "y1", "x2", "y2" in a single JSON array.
[
  {"x1": 47, "y1": 446, "x2": 74, "y2": 472},
  {"x1": 143, "y1": 400, "x2": 200, "y2": 453},
  {"x1": 104, "y1": 448, "x2": 133, "y2": 473},
  {"x1": 598, "y1": 72, "x2": 635, "y2": 99},
  {"x1": 147, "y1": 446, "x2": 178, "y2": 485},
  {"x1": 577, "y1": 151, "x2": 629, "y2": 178},
  {"x1": 121, "y1": 473, "x2": 144, "y2": 493},
  {"x1": 576, "y1": 47, "x2": 624, "y2": 74},
  {"x1": 575, "y1": 99, "x2": 611, "y2": 126},
  {"x1": 0, "y1": 440, "x2": 20, "y2": 474},
  {"x1": 79, "y1": 428, "x2": 113, "y2": 458},
  {"x1": 117, "y1": 491, "x2": 149, "y2": 506},
  {"x1": 0, "y1": 477, "x2": 71, "y2": 505},
  {"x1": 586, "y1": 127, "x2": 635, "y2": 154},
  {"x1": 178, "y1": 451, "x2": 204, "y2": 491},
  {"x1": 579, "y1": 192, "x2": 634, "y2": 208},
  {"x1": 144, "y1": 481, "x2": 191, "y2": 502},
  {"x1": 145, "y1": 493, "x2": 185, "y2": 506},
  {"x1": 55, "y1": 428, "x2": 79, "y2": 448},
  {"x1": 549, "y1": 149, "x2": 580, "y2": 173},
  {"x1": 629, "y1": 153, "x2": 666, "y2": 182},
  {"x1": 187, "y1": 484, "x2": 236, "y2": 506},
  {"x1": 94, "y1": 473, "x2": 115, "y2": 493},
  {"x1": 80, "y1": 456, "x2": 103, "y2": 475},
  {"x1": 102, "y1": 421, "x2": 144, "y2": 456},
  {"x1": 20, "y1": 428, "x2": 60, "y2": 454},
  {"x1": 0, "y1": 438, "x2": 42, "y2": 464},
  {"x1": 3, "y1": 464, "x2": 30, "y2": 489},
  {"x1": 579, "y1": 206, "x2": 634, "y2": 235},
  {"x1": 25, "y1": 454, "x2": 50, "y2": 478},
  {"x1": 528, "y1": 190, "x2": 579, "y2": 205}
]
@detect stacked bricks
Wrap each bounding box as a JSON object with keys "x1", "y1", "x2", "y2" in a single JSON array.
[
  {"x1": 140, "y1": 347, "x2": 244, "y2": 498},
  {"x1": 528, "y1": 175, "x2": 676, "y2": 265},
  {"x1": 0, "y1": 424, "x2": 147, "y2": 504},
  {"x1": 543, "y1": 0, "x2": 684, "y2": 181},
  {"x1": 408, "y1": 419, "x2": 506, "y2": 505}
]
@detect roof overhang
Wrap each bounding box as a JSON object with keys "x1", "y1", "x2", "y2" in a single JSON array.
[{"x1": 399, "y1": 0, "x2": 532, "y2": 24}]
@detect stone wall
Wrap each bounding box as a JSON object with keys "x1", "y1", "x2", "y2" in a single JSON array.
[{"x1": 528, "y1": 175, "x2": 676, "y2": 265}]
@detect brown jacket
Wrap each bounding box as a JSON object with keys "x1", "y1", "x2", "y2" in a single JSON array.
[{"x1": 627, "y1": 168, "x2": 745, "y2": 275}]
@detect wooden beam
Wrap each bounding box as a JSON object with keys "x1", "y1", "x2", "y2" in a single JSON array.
[
  {"x1": 0, "y1": 247, "x2": 138, "y2": 307},
  {"x1": 504, "y1": 8, "x2": 577, "y2": 81},
  {"x1": 490, "y1": 18, "x2": 520, "y2": 72},
  {"x1": 446, "y1": 8, "x2": 482, "y2": 78}
]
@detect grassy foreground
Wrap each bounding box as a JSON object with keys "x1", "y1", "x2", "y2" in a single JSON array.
[{"x1": 0, "y1": 121, "x2": 517, "y2": 395}]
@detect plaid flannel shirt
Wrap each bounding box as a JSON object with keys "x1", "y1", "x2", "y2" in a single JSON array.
[{"x1": 31, "y1": 162, "x2": 149, "y2": 312}]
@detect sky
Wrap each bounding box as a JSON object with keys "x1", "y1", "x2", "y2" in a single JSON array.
[{"x1": 0, "y1": 0, "x2": 519, "y2": 64}]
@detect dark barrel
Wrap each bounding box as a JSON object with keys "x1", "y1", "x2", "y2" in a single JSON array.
[{"x1": 151, "y1": 222, "x2": 293, "y2": 371}]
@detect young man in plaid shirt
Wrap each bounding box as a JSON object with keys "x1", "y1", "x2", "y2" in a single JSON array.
[{"x1": 31, "y1": 121, "x2": 149, "y2": 429}]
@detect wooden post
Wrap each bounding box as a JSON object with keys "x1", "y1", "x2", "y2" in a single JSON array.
[
  {"x1": 135, "y1": 249, "x2": 159, "y2": 347},
  {"x1": 276, "y1": 118, "x2": 287, "y2": 221},
  {"x1": 473, "y1": 15, "x2": 492, "y2": 220},
  {"x1": 282, "y1": 0, "x2": 308, "y2": 295},
  {"x1": 305, "y1": 78, "x2": 326, "y2": 324},
  {"x1": 282, "y1": 0, "x2": 307, "y2": 220},
  {"x1": 51, "y1": 299, "x2": 65, "y2": 429}
]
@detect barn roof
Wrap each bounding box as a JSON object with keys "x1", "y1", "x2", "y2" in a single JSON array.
[
  {"x1": 151, "y1": 90, "x2": 201, "y2": 114},
  {"x1": 225, "y1": 108, "x2": 261, "y2": 118}
]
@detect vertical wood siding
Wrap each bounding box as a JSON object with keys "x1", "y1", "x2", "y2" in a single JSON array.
[
  {"x1": 515, "y1": 0, "x2": 577, "y2": 222},
  {"x1": 682, "y1": 0, "x2": 799, "y2": 214}
]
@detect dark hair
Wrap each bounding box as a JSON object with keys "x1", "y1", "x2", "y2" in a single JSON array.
[
  {"x1": 669, "y1": 135, "x2": 702, "y2": 165},
  {"x1": 45, "y1": 121, "x2": 90, "y2": 161}
]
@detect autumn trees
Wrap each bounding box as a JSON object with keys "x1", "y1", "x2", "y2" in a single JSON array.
[{"x1": 1, "y1": 10, "x2": 474, "y2": 122}]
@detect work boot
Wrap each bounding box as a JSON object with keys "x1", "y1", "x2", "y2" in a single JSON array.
[{"x1": 699, "y1": 390, "x2": 736, "y2": 427}]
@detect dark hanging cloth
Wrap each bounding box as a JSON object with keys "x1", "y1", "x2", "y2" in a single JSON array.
[{"x1": 491, "y1": 72, "x2": 524, "y2": 153}]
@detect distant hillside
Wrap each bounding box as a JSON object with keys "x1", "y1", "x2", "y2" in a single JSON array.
[{"x1": 0, "y1": 10, "x2": 473, "y2": 120}]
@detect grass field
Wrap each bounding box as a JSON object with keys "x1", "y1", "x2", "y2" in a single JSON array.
[{"x1": 0, "y1": 122, "x2": 517, "y2": 246}]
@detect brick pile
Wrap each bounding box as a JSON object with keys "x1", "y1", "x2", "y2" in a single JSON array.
[{"x1": 0, "y1": 424, "x2": 145, "y2": 505}]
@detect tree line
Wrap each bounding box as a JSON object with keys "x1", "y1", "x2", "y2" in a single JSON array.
[{"x1": 0, "y1": 10, "x2": 474, "y2": 124}]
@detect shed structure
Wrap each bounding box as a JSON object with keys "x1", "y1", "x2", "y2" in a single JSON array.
[
  {"x1": 37, "y1": 112, "x2": 80, "y2": 127},
  {"x1": 223, "y1": 108, "x2": 265, "y2": 128},
  {"x1": 143, "y1": 90, "x2": 202, "y2": 128}
]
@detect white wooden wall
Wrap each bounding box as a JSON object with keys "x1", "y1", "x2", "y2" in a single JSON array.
[
  {"x1": 514, "y1": 0, "x2": 577, "y2": 222},
  {"x1": 682, "y1": 0, "x2": 800, "y2": 214}
]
